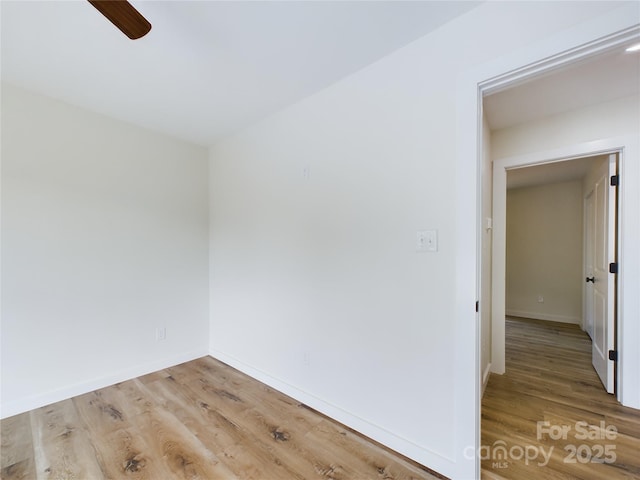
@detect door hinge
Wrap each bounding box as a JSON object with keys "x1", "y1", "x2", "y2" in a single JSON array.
[
  {"x1": 609, "y1": 263, "x2": 618, "y2": 274},
  {"x1": 475, "y1": 301, "x2": 479, "y2": 313},
  {"x1": 608, "y1": 350, "x2": 618, "y2": 362},
  {"x1": 610, "y1": 175, "x2": 619, "y2": 186}
]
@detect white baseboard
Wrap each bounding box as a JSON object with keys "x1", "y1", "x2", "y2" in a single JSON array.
[
  {"x1": 506, "y1": 309, "x2": 580, "y2": 325},
  {"x1": 209, "y1": 348, "x2": 454, "y2": 478},
  {"x1": 0, "y1": 348, "x2": 208, "y2": 419}
]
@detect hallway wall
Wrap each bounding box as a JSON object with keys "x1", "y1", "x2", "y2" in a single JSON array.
[{"x1": 506, "y1": 180, "x2": 584, "y2": 323}]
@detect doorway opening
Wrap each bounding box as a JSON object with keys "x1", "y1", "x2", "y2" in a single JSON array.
[
  {"x1": 490, "y1": 143, "x2": 626, "y2": 394},
  {"x1": 467, "y1": 20, "x2": 640, "y2": 479},
  {"x1": 478, "y1": 39, "x2": 639, "y2": 408},
  {"x1": 502, "y1": 153, "x2": 618, "y2": 394},
  {"x1": 480, "y1": 115, "x2": 635, "y2": 479}
]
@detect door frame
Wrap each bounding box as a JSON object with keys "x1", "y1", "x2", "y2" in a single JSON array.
[
  {"x1": 454, "y1": 10, "x2": 639, "y2": 478},
  {"x1": 491, "y1": 144, "x2": 624, "y2": 398}
]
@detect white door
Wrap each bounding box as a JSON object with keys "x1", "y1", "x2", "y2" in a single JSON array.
[
  {"x1": 589, "y1": 154, "x2": 617, "y2": 394},
  {"x1": 584, "y1": 191, "x2": 594, "y2": 339}
]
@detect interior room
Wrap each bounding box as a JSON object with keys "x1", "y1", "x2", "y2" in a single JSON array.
[{"x1": 2, "y1": 2, "x2": 639, "y2": 479}]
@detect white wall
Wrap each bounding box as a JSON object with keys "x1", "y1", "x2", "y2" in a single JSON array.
[
  {"x1": 506, "y1": 181, "x2": 584, "y2": 323},
  {"x1": 1, "y1": 84, "x2": 210, "y2": 418},
  {"x1": 208, "y1": 3, "x2": 635, "y2": 478},
  {"x1": 492, "y1": 94, "x2": 640, "y2": 159}
]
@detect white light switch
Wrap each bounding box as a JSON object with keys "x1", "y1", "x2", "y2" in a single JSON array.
[{"x1": 417, "y1": 230, "x2": 438, "y2": 252}]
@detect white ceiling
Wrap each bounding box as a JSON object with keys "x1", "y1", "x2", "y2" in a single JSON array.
[
  {"x1": 507, "y1": 155, "x2": 606, "y2": 190},
  {"x1": 1, "y1": 0, "x2": 480, "y2": 146}
]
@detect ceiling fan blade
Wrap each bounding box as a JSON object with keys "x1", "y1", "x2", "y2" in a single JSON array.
[{"x1": 88, "y1": 0, "x2": 151, "y2": 40}]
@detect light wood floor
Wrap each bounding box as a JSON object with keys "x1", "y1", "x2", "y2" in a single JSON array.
[
  {"x1": 481, "y1": 317, "x2": 640, "y2": 479},
  {"x1": 1, "y1": 356, "x2": 443, "y2": 480}
]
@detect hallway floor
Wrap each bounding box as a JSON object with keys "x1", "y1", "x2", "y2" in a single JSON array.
[{"x1": 481, "y1": 317, "x2": 640, "y2": 479}]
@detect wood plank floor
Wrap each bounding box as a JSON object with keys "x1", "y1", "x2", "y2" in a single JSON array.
[
  {"x1": 481, "y1": 317, "x2": 640, "y2": 480},
  {"x1": 1, "y1": 356, "x2": 443, "y2": 480}
]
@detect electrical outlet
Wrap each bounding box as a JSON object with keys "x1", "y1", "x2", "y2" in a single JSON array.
[
  {"x1": 156, "y1": 327, "x2": 167, "y2": 341},
  {"x1": 537, "y1": 295, "x2": 544, "y2": 303},
  {"x1": 416, "y1": 230, "x2": 438, "y2": 252},
  {"x1": 303, "y1": 352, "x2": 310, "y2": 366}
]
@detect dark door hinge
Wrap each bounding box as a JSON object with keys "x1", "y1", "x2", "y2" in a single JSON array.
[
  {"x1": 609, "y1": 263, "x2": 618, "y2": 274},
  {"x1": 610, "y1": 175, "x2": 619, "y2": 186},
  {"x1": 475, "y1": 301, "x2": 479, "y2": 313},
  {"x1": 609, "y1": 350, "x2": 618, "y2": 362}
]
